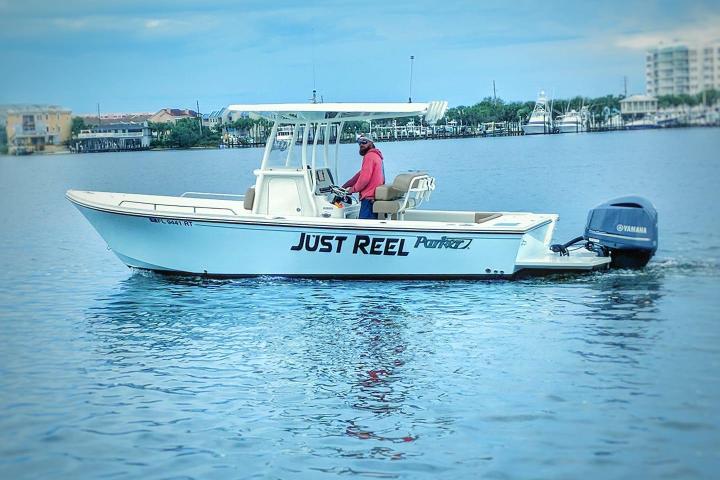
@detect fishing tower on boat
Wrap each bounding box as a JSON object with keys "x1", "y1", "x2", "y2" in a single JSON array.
[{"x1": 522, "y1": 91, "x2": 553, "y2": 135}]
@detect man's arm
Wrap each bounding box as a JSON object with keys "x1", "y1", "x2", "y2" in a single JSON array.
[
  {"x1": 342, "y1": 171, "x2": 360, "y2": 189},
  {"x1": 348, "y1": 153, "x2": 377, "y2": 193}
]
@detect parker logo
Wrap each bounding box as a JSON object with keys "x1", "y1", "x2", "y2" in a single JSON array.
[
  {"x1": 414, "y1": 236, "x2": 472, "y2": 249},
  {"x1": 616, "y1": 224, "x2": 647, "y2": 234}
]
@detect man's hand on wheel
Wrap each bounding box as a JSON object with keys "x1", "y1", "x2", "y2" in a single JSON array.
[{"x1": 330, "y1": 185, "x2": 352, "y2": 204}]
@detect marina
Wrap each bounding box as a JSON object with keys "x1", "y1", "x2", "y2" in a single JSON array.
[{"x1": 3, "y1": 96, "x2": 718, "y2": 155}]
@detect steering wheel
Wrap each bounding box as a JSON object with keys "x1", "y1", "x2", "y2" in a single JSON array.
[
  {"x1": 329, "y1": 185, "x2": 352, "y2": 204},
  {"x1": 329, "y1": 185, "x2": 350, "y2": 197}
]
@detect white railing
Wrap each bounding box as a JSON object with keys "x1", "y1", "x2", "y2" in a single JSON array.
[
  {"x1": 400, "y1": 175, "x2": 435, "y2": 212},
  {"x1": 118, "y1": 200, "x2": 238, "y2": 216},
  {"x1": 77, "y1": 131, "x2": 145, "y2": 139},
  {"x1": 180, "y1": 192, "x2": 245, "y2": 200}
]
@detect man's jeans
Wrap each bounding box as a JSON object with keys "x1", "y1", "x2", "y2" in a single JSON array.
[{"x1": 359, "y1": 198, "x2": 377, "y2": 219}]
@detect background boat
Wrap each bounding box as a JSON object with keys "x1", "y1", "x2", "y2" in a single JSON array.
[{"x1": 522, "y1": 91, "x2": 553, "y2": 135}]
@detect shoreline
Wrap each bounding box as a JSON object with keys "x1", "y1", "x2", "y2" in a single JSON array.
[{"x1": 2, "y1": 124, "x2": 718, "y2": 156}]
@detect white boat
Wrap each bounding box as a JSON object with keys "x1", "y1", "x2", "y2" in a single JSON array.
[
  {"x1": 67, "y1": 102, "x2": 658, "y2": 278},
  {"x1": 556, "y1": 108, "x2": 587, "y2": 133},
  {"x1": 625, "y1": 117, "x2": 659, "y2": 130},
  {"x1": 522, "y1": 91, "x2": 552, "y2": 135},
  {"x1": 275, "y1": 125, "x2": 294, "y2": 141}
]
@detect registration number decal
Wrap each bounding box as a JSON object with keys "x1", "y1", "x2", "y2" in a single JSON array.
[{"x1": 149, "y1": 217, "x2": 193, "y2": 227}]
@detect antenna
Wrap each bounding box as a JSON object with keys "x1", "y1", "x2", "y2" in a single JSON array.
[
  {"x1": 312, "y1": 49, "x2": 316, "y2": 93},
  {"x1": 97, "y1": 103, "x2": 101, "y2": 126},
  {"x1": 311, "y1": 28, "x2": 318, "y2": 103},
  {"x1": 623, "y1": 76, "x2": 628, "y2": 97},
  {"x1": 408, "y1": 55, "x2": 415, "y2": 103}
]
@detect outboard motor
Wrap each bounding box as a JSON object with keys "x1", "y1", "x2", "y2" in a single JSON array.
[
  {"x1": 584, "y1": 196, "x2": 658, "y2": 268},
  {"x1": 550, "y1": 196, "x2": 658, "y2": 269}
]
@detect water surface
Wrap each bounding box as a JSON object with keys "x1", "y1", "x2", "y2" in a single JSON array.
[{"x1": 1, "y1": 128, "x2": 719, "y2": 478}]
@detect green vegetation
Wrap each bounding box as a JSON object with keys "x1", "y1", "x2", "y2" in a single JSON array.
[
  {"x1": 149, "y1": 117, "x2": 275, "y2": 148},
  {"x1": 0, "y1": 126, "x2": 7, "y2": 154},
  {"x1": 444, "y1": 98, "x2": 534, "y2": 124},
  {"x1": 150, "y1": 118, "x2": 221, "y2": 149},
  {"x1": 141, "y1": 89, "x2": 719, "y2": 149},
  {"x1": 71, "y1": 116, "x2": 88, "y2": 136},
  {"x1": 657, "y1": 89, "x2": 718, "y2": 108},
  {"x1": 441, "y1": 95, "x2": 624, "y2": 125}
]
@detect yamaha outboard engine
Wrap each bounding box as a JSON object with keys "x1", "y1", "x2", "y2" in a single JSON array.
[{"x1": 584, "y1": 196, "x2": 658, "y2": 268}]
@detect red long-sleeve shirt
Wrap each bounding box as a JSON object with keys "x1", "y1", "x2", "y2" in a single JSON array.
[{"x1": 342, "y1": 148, "x2": 385, "y2": 200}]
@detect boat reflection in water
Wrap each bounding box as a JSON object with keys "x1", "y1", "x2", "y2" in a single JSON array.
[{"x1": 77, "y1": 266, "x2": 675, "y2": 475}]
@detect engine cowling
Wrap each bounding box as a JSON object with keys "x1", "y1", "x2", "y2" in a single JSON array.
[{"x1": 584, "y1": 196, "x2": 658, "y2": 268}]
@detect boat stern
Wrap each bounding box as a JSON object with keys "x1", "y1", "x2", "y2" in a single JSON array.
[{"x1": 513, "y1": 214, "x2": 611, "y2": 275}]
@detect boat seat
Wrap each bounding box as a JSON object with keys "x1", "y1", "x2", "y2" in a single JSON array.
[
  {"x1": 244, "y1": 186, "x2": 255, "y2": 211},
  {"x1": 373, "y1": 172, "x2": 435, "y2": 219}
]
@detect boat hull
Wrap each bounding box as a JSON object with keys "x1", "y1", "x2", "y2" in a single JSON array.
[
  {"x1": 556, "y1": 124, "x2": 585, "y2": 133},
  {"x1": 522, "y1": 124, "x2": 550, "y2": 135},
  {"x1": 74, "y1": 203, "x2": 530, "y2": 278}
]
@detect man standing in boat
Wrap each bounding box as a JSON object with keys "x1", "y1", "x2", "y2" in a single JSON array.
[{"x1": 343, "y1": 134, "x2": 385, "y2": 219}]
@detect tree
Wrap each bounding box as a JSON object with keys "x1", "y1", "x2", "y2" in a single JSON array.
[
  {"x1": 230, "y1": 118, "x2": 255, "y2": 132},
  {"x1": 149, "y1": 121, "x2": 173, "y2": 147},
  {"x1": 701, "y1": 88, "x2": 719, "y2": 105},
  {"x1": 168, "y1": 119, "x2": 201, "y2": 148},
  {"x1": 71, "y1": 117, "x2": 88, "y2": 136},
  {"x1": 0, "y1": 126, "x2": 7, "y2": 154}
]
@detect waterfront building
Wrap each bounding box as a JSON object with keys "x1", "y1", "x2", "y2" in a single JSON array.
[
  {"x1": 148, "y1": 108, "x2": 198, "y2": 124},
  {"x1": 221, "y1": 109, "x2": 249, "y2": 125},
  {"x1": 5, "y1": 105, "x2": 72, "y2": 155},
  {"x1": 72, "y1": 122, "x2": 151, "y2": 152},
  {"x1": 0, "y1": 105, "x2": 18, "y2": 127},
  {"x1": 202, "y1": 108, "x2": 226, "y2": 129},
  {"x1": 78, "y1": 112, "x2": 152, "y2": 124},
  {"x1": 646, "y1": 41, "x2": 720, "y2": 96},
  {"x1": 620, "y1": 94, "x2": 658, "y2": 117}
]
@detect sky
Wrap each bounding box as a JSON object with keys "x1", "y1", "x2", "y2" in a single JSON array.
[{"x1": 1, "y1": 0, "x2": 719, "y2": 114}]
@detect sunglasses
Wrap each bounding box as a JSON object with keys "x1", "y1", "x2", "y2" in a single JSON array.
[{"x1": 358, "y1": 139, "x2": 370, "y2": 145}]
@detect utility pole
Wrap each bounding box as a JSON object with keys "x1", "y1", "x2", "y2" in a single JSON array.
[
  {"x1": 196, "y1": 100, "x2": 202, "y2": 135},
  {"x1": 623, "y1": 76, "x2": 628, "y2": 97},
  {"x1": 408, "y1": 55, "x2": 414, "y2": 103},
  {"x1": 493, "y1": 80, "x2": 497, "y2": 104},
  {"x1": 97, "y1": 103, "x2": 101, "y2": 126}
]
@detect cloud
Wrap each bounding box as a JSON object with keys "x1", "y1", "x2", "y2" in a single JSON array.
[
  {"x1": 144, "y1": 19, "x2": 163, "y2": 29},
  {"x1": 0, "y1": 12, "x2": 216, "y2": 40},
  {"x1": 614, "y1": 16, "x2": 720, "y2": 49},
  {"x1": 53, "y1": 18, "x2": 91, "y2": 30}
]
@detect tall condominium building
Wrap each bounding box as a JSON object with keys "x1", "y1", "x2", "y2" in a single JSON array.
[{"x1": 646, "y1": 42, "x2": 720, "y2": 96}]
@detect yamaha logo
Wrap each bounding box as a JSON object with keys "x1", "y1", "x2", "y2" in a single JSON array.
[{"x1": 617, "y1": 224, "x2": 647, "y2": 234}]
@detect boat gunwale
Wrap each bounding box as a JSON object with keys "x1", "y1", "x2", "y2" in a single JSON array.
[{"x1": 67, "y1": 191, "x2": 553, "y2": 235}]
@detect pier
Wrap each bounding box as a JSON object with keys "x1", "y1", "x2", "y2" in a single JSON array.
[{"x1": 71, "y1": 122, "x2": 151, "y2": 153}]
